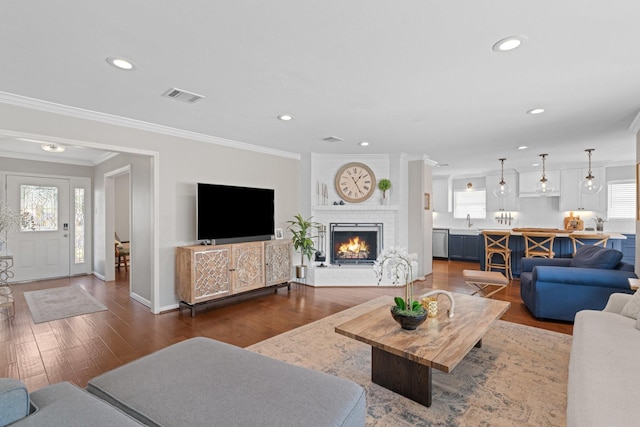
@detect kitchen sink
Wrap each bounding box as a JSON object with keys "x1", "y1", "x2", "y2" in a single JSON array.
[{"x1": 448, "y1": 228, "x2": 480, "y2": 235}]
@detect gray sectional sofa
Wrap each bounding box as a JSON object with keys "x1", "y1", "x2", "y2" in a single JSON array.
[
  {"x1": 568, "y1": 292, "x2": 640, "y2": 427},
  {"x1": 1, "y1": 337, "x2": 366, "y2": 427}
]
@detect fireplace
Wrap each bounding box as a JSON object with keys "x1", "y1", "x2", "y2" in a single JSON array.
[{"x1": 330, "y1": 223, "x2": 383, "y2": 265}]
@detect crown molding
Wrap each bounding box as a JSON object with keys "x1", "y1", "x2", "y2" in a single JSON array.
[
  {"x1": 0, "y1": 149, "x2": 94, "y2": 166},
  {"x1": 0, "y1": 91, "x2": 300, "y2": 160}
]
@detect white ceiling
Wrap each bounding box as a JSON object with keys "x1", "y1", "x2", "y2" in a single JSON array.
[{"x1": 0, "y1": 1, "x2": 638, "y2": 175}]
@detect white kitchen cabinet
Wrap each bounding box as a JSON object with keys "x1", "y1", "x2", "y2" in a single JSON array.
[
  {"x1": 485, "y1": 173, "x2": 519, "y2": 211},
  {"x1": 559, "y1": 167, "x2": 606, "y2": 212},
  {"x1": 432, "y1": 179, "x2": 451, "y2": 212},
  {"x1": 518, "y1": 170, "x2": 561, "y2": 197}
]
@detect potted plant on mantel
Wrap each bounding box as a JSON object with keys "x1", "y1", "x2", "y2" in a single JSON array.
[
  {"x1": 378, "y1": 178, "x2": 391, "y2": 205},
  {"x1": 374, "y1": 247, "x2": 427, "y2": 330},
  {"x1": 287, "y1": 214, "x2": 320, "y2": 279}
]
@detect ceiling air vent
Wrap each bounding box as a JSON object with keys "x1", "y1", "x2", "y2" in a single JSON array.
[
  {"x1": 321, "y1": 136, "x2": 344, "y2": 143},
  {"x1": 162, "y1": 88, "x2": 205, "y2": 104}
]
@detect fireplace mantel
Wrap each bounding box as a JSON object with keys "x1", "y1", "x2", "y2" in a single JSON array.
[
  {"x1": 312, "y1": 205, "x2": 398, "y2": 211},
  {"x1": 302, "y1": 153, "x2": 411, "y2": 286}
]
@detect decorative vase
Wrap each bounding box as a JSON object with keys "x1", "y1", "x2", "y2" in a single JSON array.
[
  {"x1": 295, "y1": 265, "x2": 307, "y2": 279},
  {"x1": 390, "y1": 306, "x2": 428, "y2": 330}
]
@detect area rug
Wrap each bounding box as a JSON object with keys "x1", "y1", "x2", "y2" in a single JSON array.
[
  {"x1": 247, "y1": 296, "x2": 571, "y2": 426},
  {"x1": 24, "y1": 285, "x2": 107, "y2": 323}
]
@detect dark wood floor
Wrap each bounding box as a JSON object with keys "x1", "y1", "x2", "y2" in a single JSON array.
[{"x1": 0, "y1": 259, "x2": 572, "y2": 392}]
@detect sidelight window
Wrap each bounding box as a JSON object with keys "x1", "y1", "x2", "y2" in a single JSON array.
[{"x1": 74, "y1": 188, "x2": 85, "y2": 263}]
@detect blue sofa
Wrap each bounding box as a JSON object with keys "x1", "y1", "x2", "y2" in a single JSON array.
[{"x1": 520, "y1": 245, "x2": 637, "y2": 321}]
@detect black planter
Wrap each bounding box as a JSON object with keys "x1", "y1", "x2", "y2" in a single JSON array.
[{"x1": 390, "y1": 306, "x2": 428, "y2": 330}]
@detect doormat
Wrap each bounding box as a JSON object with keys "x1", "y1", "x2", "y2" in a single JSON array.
[{"x1": 24, "y1": 285, "x2": 108, "y2": 323}]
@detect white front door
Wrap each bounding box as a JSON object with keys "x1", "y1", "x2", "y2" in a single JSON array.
[{"x1": 6, "y1": 175, "x2": 71, "y2": 282}]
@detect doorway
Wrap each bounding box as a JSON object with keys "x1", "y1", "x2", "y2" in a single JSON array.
[
  {"x1": 4, "y1": 173, "x2": 92, "y2": 282},
  {"x1": 114, "y1": 170, "x2": 130, "y2": 286},
  {"x1": 105, "y1": 166, "x2": 131, "y2": 293}
]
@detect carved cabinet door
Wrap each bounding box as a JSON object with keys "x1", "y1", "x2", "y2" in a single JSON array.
[
  {"x1": 193, "y1": 246, "x2": 232, "y2": 301},
  {"x1": 265, "y1": 241, "x2": 292, "y2": 286},
  {"x1": 231, "y1": 242, "x2": 265, "y2": 293}
]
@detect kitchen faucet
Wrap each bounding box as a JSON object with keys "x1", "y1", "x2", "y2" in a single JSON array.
[{"x1": 466, "y1": 214, "x2": 473, "y2": 228}]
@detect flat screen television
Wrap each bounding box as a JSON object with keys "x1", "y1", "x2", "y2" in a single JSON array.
[{"x1": 197, "y1": 183, "x2": 275, "y2": 243}]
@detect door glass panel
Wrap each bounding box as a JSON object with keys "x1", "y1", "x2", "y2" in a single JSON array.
[
  {"x1": 74, "y1": 188, "x2": 85, "y2": 263},
  {"x1": 20, "y1": 185, "x2": 58, "y2": 231}
]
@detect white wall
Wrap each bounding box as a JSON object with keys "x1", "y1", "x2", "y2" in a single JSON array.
[
  {"x1": 0, "y1": 103, "x2": 300, "y2": 311},
  {"x1": 408, "y1": 159, "x2": 433, "y2": 277}
]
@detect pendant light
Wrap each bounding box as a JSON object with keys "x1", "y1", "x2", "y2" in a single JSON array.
[
  {"x1": 579, "y1": 148, "x2": 602, "y2": 195},
  {"x1": 493, "y1": 158, "x2": 512, "y2": 198},
  {"x1": 534, "y1": 153, "x2": 555, "y2": 195}
]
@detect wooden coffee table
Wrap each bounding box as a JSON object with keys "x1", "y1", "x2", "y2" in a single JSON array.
[{"x1": 335, "y1": 292, "x2": 510, "y2": 407}]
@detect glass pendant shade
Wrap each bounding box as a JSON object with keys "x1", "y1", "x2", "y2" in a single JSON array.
[
  {"x1": 534, "y1": 154, "x2": 555, "y2": 195},
  {"x1": 580, "y1": 149, "x2": 602, "y2": 195},
  {"x1": 579, "y1": 174, "x2": 602, "y2": 195},
  {"x1": 493, "y1": 158, "x2": 512, "y2": 198},
  {"x1": 534, "y1": 179, "x2": 555, "y2": 194},
  {"x1": 493, "y1": 181, "x2": 512, "y2": 198}
]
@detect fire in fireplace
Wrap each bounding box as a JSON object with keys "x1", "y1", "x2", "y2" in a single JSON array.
[
  {"x1": 330, "y1": 223, "x2": 383, "y2": 265},
  {"x1": 337, "y1": 236, "x2": 370, "y2": 259}
]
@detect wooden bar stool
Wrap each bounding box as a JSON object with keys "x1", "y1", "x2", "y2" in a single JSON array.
[
  {"x1": 482, "y1": 230, "x2": 512, "y2": 280},
  {"x1": 569, "y1": 233, "x2": 609, "y2": 256},
  {"x1": 522, "y1": 232, "x2": 556, "y2": 258}
]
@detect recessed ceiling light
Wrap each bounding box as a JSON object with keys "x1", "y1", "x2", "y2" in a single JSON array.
[
  {"x1": 518, "y1": 145, "x2": 528, "y2": 150},
  {"x1": 532, "y1": 163, "x2": 540, "y2": 167},
  {"x1": 492, "y1": 35, "x2": 527, "y2": 52},
  {"x1": 527, "y1": 108, "x2": 545, "y2": 115},
  {"x1": 359, "y1": 141, "x2": 369, "y2": 147},
  {"x1": 106, "y1": 57, "x2": 136, "y2": 70},
  {"x1": 41, "y1": 143, "x2": 66, "y2": 153},
  {"x1": 277, "y1": 114, "x2": 294, "y2": 121}
]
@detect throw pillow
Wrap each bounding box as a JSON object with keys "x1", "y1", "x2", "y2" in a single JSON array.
[
  {"x1": 570, "y1": 245, "x2": 623, "y2": 269},
  {"x1": 0, "y1": 378, "x2": 30, "y2": 426},
  {"x1": 621, "y1": 290, "x2": 640, "y2": 319}
]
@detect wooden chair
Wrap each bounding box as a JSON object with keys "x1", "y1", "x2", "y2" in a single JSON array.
[
  {"x1": 482, "y1": 230, "x2": 512, "y2": 280},
  {"x1": 569, "y1": 233, "x2": 609, "y2": 256},
  {"x1": 115, "y1": 241, "x2": 130, "y2": 271},
  {"x1": 522, "y1": 232, "x2": 556, "y2": 258}
]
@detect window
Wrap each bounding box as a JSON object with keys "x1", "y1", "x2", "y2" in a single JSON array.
[
  {"x1": 453, "y1": 189, "x2": 486, "y2": 219},
  {"x1": 607, "y1": 180, "x2": 635, "y2": 219},
  {"x1": 20, "y1": 185, "x2": 58, "y2": 231},
  {"x1": 74, "y1": 188, "x2": 85, "y2": 263}
]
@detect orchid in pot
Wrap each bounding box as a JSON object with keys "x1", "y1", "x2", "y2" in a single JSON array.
[
  {"x1": 374, "y1": 247, "x2": 427, "y2": 329},
  {"x1": 0, "y1": 201, "x2": 22, "y2": 251}
]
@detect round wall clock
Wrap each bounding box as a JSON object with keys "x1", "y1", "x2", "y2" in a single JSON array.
[{"x1": 334, "y1": 162, "x2": 377, "y2": 203}]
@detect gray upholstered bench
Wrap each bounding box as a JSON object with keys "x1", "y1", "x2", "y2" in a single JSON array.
[
  {"x1": 87, "y1": 337, "x2": 366, "y2": 427},
  {"x1": 0, "y1": 380, "x2": 143, "y2": 427}
]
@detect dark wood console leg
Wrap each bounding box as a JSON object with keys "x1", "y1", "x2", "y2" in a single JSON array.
[
  {"x1": 371, "y1": 347, "x2": 432, "y2": 407},
  {"x1": 475, "y1": 338, "x2": 482, "y2": 348}
]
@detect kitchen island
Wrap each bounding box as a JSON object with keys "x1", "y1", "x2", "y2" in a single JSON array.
[{"x1": 476, "y1": 229, "x2": 633, "y2": 277}]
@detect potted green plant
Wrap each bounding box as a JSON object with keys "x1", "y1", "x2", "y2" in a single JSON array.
[
  {"x1": 373, "y1": 247, "x2": 427, "y2": 330},
  {"x1": 287, "y1": 214, "x2": 320, "y2": 279},
  {"x1": 378, "y1": 178, "x2": 392, "y2": 205}
]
